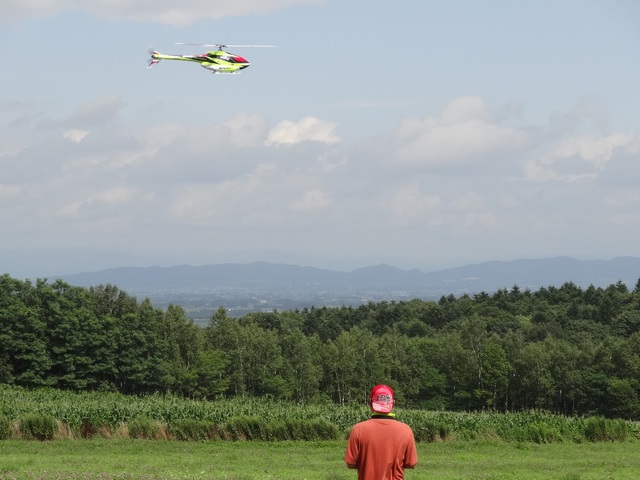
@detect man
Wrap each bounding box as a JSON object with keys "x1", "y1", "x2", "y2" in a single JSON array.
[{"x1": 345, "y1": 384, "x2": 418, "y2": 480}]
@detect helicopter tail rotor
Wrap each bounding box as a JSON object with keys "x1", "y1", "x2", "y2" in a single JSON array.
[{"x1": 147, "y1": 49, "x2": 161, "y2": 69}]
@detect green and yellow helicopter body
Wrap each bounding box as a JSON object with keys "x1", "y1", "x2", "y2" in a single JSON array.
[{"x1": 148, "y1": 43, "x2": 272, "y2": 75}]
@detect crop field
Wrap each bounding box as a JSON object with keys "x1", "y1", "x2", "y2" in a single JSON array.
[{"x1": 2, "y1": 386, "x2": 639, "y2": 443}]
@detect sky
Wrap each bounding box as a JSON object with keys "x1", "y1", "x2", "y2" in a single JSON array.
[{"x1": 1, "y1": 0, "x2": 640, "y2": 279}]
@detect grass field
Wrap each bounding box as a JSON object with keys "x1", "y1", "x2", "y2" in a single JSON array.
[{"x1": 1, "y1": 439, "x2": 639, "y2": 480}]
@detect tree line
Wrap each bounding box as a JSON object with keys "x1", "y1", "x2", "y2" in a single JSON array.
[{"x1": 1, "y1": 273, "x2": 639, "y2": 419}]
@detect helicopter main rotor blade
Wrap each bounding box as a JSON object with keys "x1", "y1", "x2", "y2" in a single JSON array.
[{"x1": 175, "y1": 43, "x2": 274, "y2": 48}]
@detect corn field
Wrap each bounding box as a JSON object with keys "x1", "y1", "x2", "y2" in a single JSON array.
[{"x1": 0, "y1": 385, "x2": 638, "y2": 442}]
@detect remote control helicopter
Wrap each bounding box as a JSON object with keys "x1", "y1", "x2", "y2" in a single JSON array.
[{"x1": 147, "y1": 43, "x2": 274, "y2": 75}]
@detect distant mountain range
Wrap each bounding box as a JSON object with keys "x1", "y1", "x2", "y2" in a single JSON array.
[
  {"x1": 56, "y1": 256, "x2": 640, "y2": 297},
  {"x1": 51, "y1": 257, "x2": 640, "y2": 317}
]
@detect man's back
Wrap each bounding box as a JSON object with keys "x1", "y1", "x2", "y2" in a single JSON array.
[{"x1": 345, "y1": 417, "x2": 417, "y2": 480}]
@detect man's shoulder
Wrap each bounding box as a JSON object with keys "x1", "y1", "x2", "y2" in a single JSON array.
[
  {"x1": 352, "y1": 419, "x2": 372, "y2": 429},
  {"x1": 354, "y1": 417, "x2": 413, "y2": 429},
  {"x1": 390, "y1": 419, "x2": 413, "y2": 430}
]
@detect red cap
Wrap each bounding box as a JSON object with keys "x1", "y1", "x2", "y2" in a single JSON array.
[{"x1": 369, "y1": 384, "x2": 395, "y2": 413}]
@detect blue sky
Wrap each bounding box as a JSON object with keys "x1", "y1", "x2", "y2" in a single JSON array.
[{"x1": 1, "y1": 0, "x2": 640, "y2": 278}]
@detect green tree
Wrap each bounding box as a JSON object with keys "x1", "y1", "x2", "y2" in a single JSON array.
[
  {"x1": 481, "y1": 339, "x2": 512, "y2": 409},
  {"x1": 208, "y1": 314, "x2": 247, "y2": 396},
  {"x1": 383, "y1": 334, "x2": 446, "y2": 409},
  {"x1": 607, "y1": 377, "x2": 640, "y2": 419},
  {"x1": 322, "y1": 327, "x2": 386, "y2": 405},
  {"x1": 243, "y1": 323, "x2": 289, "y2": 398},
  {"x1": 512, "y1": 341, "x2": 553, "y2": 410},
  {"x1": 433, "y1": 332, "x2": 475, "y2": 410},
  {"x1": 87, "y1": 284, "x2": 138, "y2": 319},
  {"x1": 210, "y1": 315, "x2": 288, "y2": 398},
  {"x1": 544, "y1": 335, "x2": 588, "y2": 415},
  {"x1": 157, "y1": 305, "x2": 204, "y2": 395},
  {"x1": 278, "y1": 312, "x2": 323, "y2": 402},
  {"x1": 0, "y1": 276, "x2": 50, "y2": 386},
  {"x1": 185, "y1": 349, "x2": 229, "y2": 399},
  {"x1": 113, "y1": 299, "x2": 167, "y2": 394},
  {"x1": 459, "y1": 315, "x2": 491, "y2": 408},
  {"x1": 38, "y1": 280, "x2": 116, "y2": 390}
]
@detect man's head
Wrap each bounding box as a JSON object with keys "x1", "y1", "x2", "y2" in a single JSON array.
[{"x1": 369, "y1": 384, "x2": 395, "y2": 413}]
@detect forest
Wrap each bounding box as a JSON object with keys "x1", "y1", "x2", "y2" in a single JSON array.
[{"x1": 1, "y1": 273, "x2": 639, "y2": 420}]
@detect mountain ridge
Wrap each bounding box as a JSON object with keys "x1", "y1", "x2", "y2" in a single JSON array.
[
  {"x1": 55, "y1": 256, "x2": 640, "y2": 295},
  {"x1": 50, "y1": 256, "x2": 640, "y2": 317}
]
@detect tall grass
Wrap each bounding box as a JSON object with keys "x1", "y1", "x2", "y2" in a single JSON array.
[
  {"x1": 0, "y1": 385, "x2": 638, "y2": 443},
  {"x1": 17, "y1": 413, "x2": 58, "y2": 440},
  {"x1": 584, "y1": 416, "x2": 630, "y2": 442},
  {"x1": 0, "y1": 414, "x2": 11, "y2": 439}
]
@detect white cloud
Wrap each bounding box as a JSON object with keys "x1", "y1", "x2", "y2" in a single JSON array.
[
  {"x1": 387, "y1": 182, "x2": 498, "y2": 231},
  {"x1": 625, "y1": 136, "x2": 640, "y2": 155},
  {"x1": 64, "y1": 95, "x2": 124, "y2": 127},
  {"x1": 63, "y1": 129, "x2": 90, "y2": 143},
  {"x1": 604, "y1": 191, "x2": 640, "y2": 210},
  {"x1": 57, "y1": 186, "x2": 138, "y2": 220},
  {"x1": 292, "y1": 188, "x2": 333, "y2": 213},
  {"x1": 3, "y1": 84, "x2": 639, "y2": 273},
  {"x1": 441, "y1": 96, "x2": 492, "y2": 123},
  {"x1": 166, "y1": 163, "x2": 278, "y2": 225},
  {"x1": 138, "y1": 114, "x2": 267, "y2": 155},
  {"x1": 450, "y1": 192, "x2": 498, "y2": 230},
  {"x1": 387, "y1": 96, "x2": 530, "y2": 168},
  {"x1": 391, "y1": 182, "x2": 441, "y2": 224},
  {"x1": 265, "y1": 116, "x2": 341, "y2": 146},
  {"x1": 0, "y1": 142, "x2": 24, "y2": 159},
  {"x1": 222, "y1": 113, "x2": 270, "y2": 148},
  {"x1": 0, "y1": 0, "x2": 325, "y2": 26},
  {"x1": 524, "y1": 133, "x2": 634, "y2": 182},
  {"x1": 135, "y1": 123, "x2": 188, "y2": 152},
  {"x1": 0, "y1": 184, "x2": 22, "y2": 199},
  {"x1": 604, "y1": 190, "x2": 640, "y2": 227}
]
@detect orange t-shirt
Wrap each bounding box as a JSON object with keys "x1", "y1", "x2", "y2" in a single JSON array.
[{"x1": 345, "y1": 417, "x2": 418, "y2": 480}]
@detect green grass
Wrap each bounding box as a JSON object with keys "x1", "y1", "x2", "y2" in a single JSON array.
[{"x1": 0, "y1": 439, "x2": 639, "y2": 479}]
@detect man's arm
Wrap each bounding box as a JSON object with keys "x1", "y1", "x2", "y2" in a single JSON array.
[
  {"x1": 403, "y1": 456, "x2": 417, "y2": 469},
  {"x1": 344, "y1": 426, "x2": 360, "y2": 470},
  {"x1": 403, "y1": 431, "x2": 418, "y2": 469}
]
